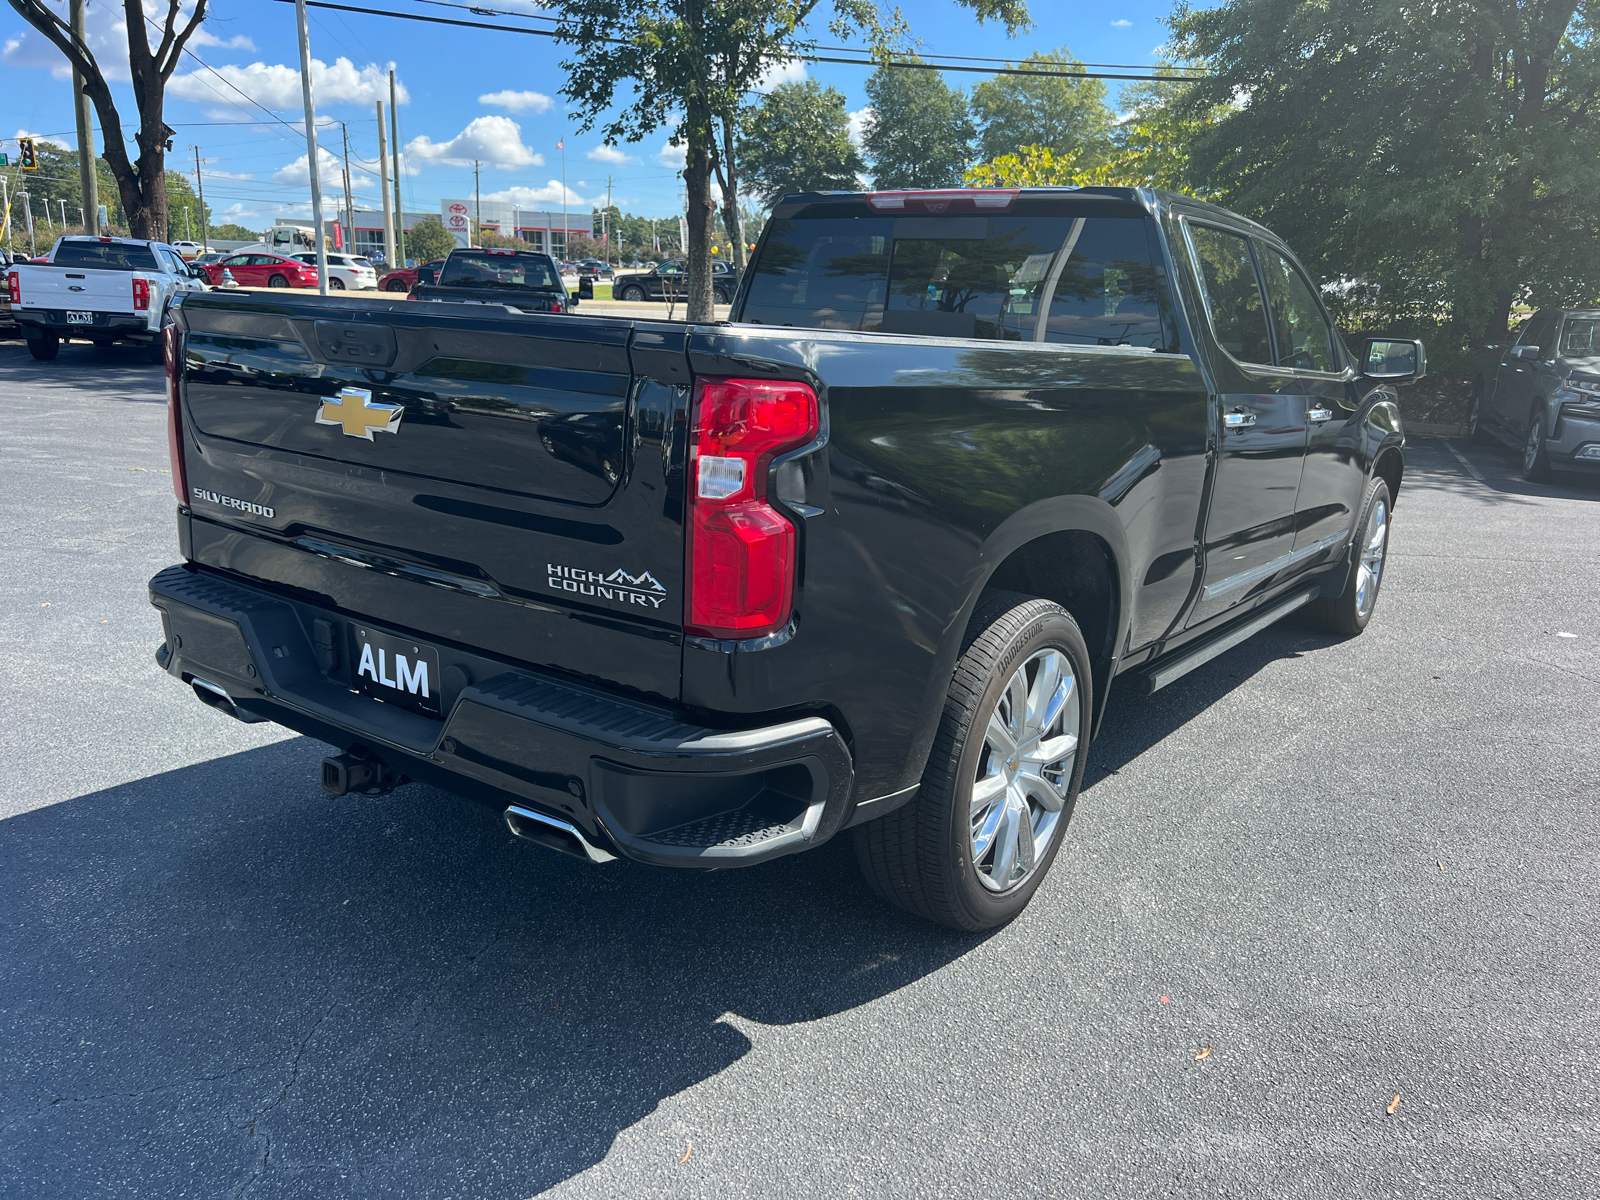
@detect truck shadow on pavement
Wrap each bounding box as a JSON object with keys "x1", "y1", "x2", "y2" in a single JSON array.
[{"x1": 0, "y1": 740, "x2": 981, "y2": 1199}]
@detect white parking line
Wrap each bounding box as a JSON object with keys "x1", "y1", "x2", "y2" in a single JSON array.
[{"x1": 1442, "y1": 439, "x2": 1487, "y2": 483}]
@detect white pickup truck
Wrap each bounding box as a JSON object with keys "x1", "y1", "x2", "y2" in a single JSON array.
[{"x1": 6, "y1": 235, "x2": 210, "y2": 362}]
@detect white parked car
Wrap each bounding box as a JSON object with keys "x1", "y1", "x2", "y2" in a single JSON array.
[
  {"x1": 170, "y1": 241, "x2": 208, "y2": 260},
  {"x1": 291, "y1": 252, "x2": 378, "y2": 290}
]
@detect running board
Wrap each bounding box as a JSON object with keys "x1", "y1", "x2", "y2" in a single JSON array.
[{"x1": 1132, "y1": 588, "x2": 1319, "y2": 695}]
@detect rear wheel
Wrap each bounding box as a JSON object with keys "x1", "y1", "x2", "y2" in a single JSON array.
[
  {"x1": 328, "y1": 276, "x2": 345, "y2": 290},
  {"x1": 268, "y1": 274, "x2": 288, "y2": 288},
  {"x1": 1303, "y1": 478, "x2": 1391, "y2": 637},
  {"x1": 1522, "y1": 411, "x2": 1553, "y2": 482},
  {"x1": 27, "y1": 332, "x2": 60, "y2": 361},
  {"x1": 854, "y1": 593, "x2": 1091, "y2": 931}
]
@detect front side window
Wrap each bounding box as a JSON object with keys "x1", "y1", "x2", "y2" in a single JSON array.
[
  {"x1": 742, "y1": 211, "x2": 1170, "y2": 348},
  {"x1": 1258, "y1": 244, "x2": 1337, "y2": 372},
  {"x1": 1186, "y1": 224, "x2": 1273, "y2": 366}
]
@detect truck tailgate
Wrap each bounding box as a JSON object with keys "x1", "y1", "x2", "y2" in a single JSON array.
[
  {"x1": 14, "y1": 265, "x2": 141, "y2": 312},
  {"x1": 173, "y1": 292, "x2": 689, "y2": 703}
]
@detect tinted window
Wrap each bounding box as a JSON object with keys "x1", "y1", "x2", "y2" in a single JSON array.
[
  {"x1": 1520, "y1": 313, "x2": 1557, "y2": 354},
  {"x1": 743, "y1": 212, "x2": 1169, "y2": 348},
  {"x1": 438, "y1": 252, "x2": 560, "y2": 290},
  {"x1": 1187, "y1": 224, "x2": 1272, "y2": 365},
  {"x1": 1258, "y1": 244, "x2": 1336, "y2": 372},
  {"x1": 51, "y1": 241, "x2": 160, "y2": 271}
]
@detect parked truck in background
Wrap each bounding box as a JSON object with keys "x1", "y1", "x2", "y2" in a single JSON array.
[
  {"x1": 146, "y1": 186, "x2": 1423, "y2": 930},
  {"x1": 7, "y1": 235, "x2": 210, "y2": 361}
]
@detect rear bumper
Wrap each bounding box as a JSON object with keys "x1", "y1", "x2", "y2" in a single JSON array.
[
  {"x1": 149, "y1": 564, "x2": 855, "y2": 867},
  {"x1": 14, "y1": 308, "x2": 154, "y2": 340}
]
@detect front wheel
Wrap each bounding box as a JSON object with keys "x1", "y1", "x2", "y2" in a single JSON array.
[
  {"x1": 1523, "y1": 411, "x2": 1553, "y2": 482},
  {"x1": 384, "y1": 279, "x2": 408, "y2": 293},
  {"x1": 854, "y1": 593, "x2": 1092, "y2": 931},
  {"x1": 620, "y1": 285, "x2": 647, "y2": 302},
  {"x1": 28, "y1": 333, "x2": 60, "y2": 361},
  {"x1": 1468, "y1": 381, "x2": 1492, "y2": 445},
  {"x1": 1303, "y1": 477, "x2": 1391, "y2": 637}
]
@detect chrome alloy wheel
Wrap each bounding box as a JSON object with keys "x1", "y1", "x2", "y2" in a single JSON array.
[
  {"x1": 1523, "y1": 415, "x2": 1544, "y2": 475},
  {"x1": 970, "y1": 648, "x2": 1081, "y2": 893},
  {"x1": 1354, "y1": 495, "x2": 1389, "y2": 619}
]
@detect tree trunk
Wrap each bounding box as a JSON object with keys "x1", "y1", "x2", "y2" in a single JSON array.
[
  {"x1": 684, "y1": 112, "x2": 718, "y2": 323},
  {"x1": 1483, "y1": 289, "x2": 1515, "y2": 346},
  {"x1": 719, "y1": 115, "x2": 746, "y2": 270}
]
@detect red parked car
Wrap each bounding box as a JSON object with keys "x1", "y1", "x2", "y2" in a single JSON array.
[
  {"x1": 378, "y1": 258, "x2": 446, "y2": 293},
  {"x1": 201, "y1": 251, "x2": 319, "y2": 289}
]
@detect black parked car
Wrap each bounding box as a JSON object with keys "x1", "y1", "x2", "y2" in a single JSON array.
[
  {"x1": 1468, "y1": 308, "x2": 1600, "y2": 481},
  {"x1": 612, "y1": 257, "x2": 738, "y2": 304},
  {"x1": 151, "y1": 186, "x2": 1421, "y2": 931}
]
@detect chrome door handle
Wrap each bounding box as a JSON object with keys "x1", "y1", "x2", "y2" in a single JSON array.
[
  {"x1": 1223, "y1": 410, "x2": 1257, "y2": 429},
  {"x1": 1308, "y1": 405, "x2": 1334, "y2": 424}
]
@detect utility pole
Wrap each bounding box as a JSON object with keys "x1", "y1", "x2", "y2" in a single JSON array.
[
  {"x1": 604, "y1": 175, "x2": 612, "y2": 267},
  {"x1": 376, "y1": 99, "x2": 394, "y2": 266},
  {"x1": 70, "y1": 0, "x2": 98, "y2": 234},
  {"x1": 60, "y1": 199, "x2": 71, "y2": 229},
  {"x1": 473, "y1": 159, "x2": 481, "y2": 246},
  {"x1": 340, "y1": 121, "x2": 355, "y2": 254},
  {"x1": 559, "y1": 136, "x2": 567, "y2": 259},
  {"x1": 389, "y1": 70, "x2": 405, "y2": 265},
  {"x1": 192, "y1": 146, "x2": 208, "y2": 249},
  {"x1": 21, "y1": 191, "x2": 36, "y2": 255},
  {"x1": 294, "y1": 0, "x2": 329, "y2": 295},
  {"x1": 183, "y1": 204, "x2": 191, "y2": 241}
]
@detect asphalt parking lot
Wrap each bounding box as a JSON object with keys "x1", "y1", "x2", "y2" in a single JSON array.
[{"x1": 2, "y1": 338, "x2": 1596, "y2": 1199}]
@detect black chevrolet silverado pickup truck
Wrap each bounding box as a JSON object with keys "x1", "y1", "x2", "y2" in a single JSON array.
[
  {"x1": 149, "y1": 187, "x2": 1422, "y2": 930},
  {"x1": 409, "y1": 246, "x2": 586, "y2": 312}
]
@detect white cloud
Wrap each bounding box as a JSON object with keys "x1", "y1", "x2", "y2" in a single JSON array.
[
  {"x1": 406, "y1": 116, "x2": 544, "y2": 169},
  {"x1": 656, "y1": 140, "x2": 686, "y2": 169},
  {"x1": 847, "y1": 106, "x2": 872, "y2": 149},
  {"x1": 1110, "y1": 18, "x2": 1132, "y2": 27},
  {"x1": 479, "y1": 89, "x2": 553, "y2": 113},
  {"x1": 169, "y1": 58, "x2": 407, "y2": 112},
  {"x1": 481, "y1": 182, "x2": 589, "y2": 207},
  {"x1": 273, "y1": 146, "x2": 376, "y2": 190},
  {"x1": 202, "y1": 168, "x2": 257, "y2": 181},
  {"x1": 753, "y1": 56, "x2": 805, "y2": 93},
  {"x1": 192, "y1": 29, "x2": 255, "y2": 51},
  {"x1": 587, "y1": 144, "x2": 636, "y2": 165},
  {"x1": 15, "y1": 127, "x2": 73, "y2": 150}
]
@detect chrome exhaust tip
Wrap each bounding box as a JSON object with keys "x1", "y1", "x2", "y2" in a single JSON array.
[
  {"x1": 190, "y1": 677, "x2": 267, "y2": 724},
  {"x1": 504, "y1": 805, "x2": 617, "y2": 864}
]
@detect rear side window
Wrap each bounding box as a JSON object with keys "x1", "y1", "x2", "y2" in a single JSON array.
[
  {"x1": 742, "y1": 212, "x2": 1171, "y2": 349},
  {"x1": 51, "y1": 241, "x2": 160, "y2": 271},
  {"x1": 1257, "y1": 244, "x2": 1337, "y2": 372},
  {"x1": 1187, "y1": 224, "x2": 1272, "y2": 365},
  {"x1": 440, "y1": 252, "x2": 560, "y2": 290}
]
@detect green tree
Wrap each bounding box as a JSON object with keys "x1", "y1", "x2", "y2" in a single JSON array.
[
  {"x1": 970, "y1": 47, "x2": 1116, "y2": 166},
  {"x1": 209, "y1": 223, "x2": 262, "y2": 241},
  {"x1": 3, "y1": 142, "x2": 210, "y2": 244},
  {"x1": 7, "y1": 0, "x2": 211, "y2": 241},
  {"x1": 739, "y1": 80, "x2": 866, "y2": 203},
  {"x1": 406, "y1": 214, "x2": 456, "y2": 263},
  {"x1": 861, "y1": 62, "x2": 975, "y2": 188},
  {"x1": 1170, "y1": 0, "x2": 1600, "y2": 345},
  {"x1": 554, "y1": 0, "x2": 1029, "y2": 320}
]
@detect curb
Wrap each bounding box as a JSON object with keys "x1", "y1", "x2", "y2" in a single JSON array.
[{"x1": 1408, "y1": 422, "x2": 1467, "y2": 437}]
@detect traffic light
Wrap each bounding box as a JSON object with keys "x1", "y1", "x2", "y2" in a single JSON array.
[{"x1": 18, "y1": 138, "x2": 38, "y2": 170}]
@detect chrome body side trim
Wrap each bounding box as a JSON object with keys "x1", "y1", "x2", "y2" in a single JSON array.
[{"x1": 1202, "y1": 529, "x2": 1349, "y2": 601}]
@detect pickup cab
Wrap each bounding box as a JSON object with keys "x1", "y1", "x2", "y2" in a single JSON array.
[
  {"x1": 147, "y1": 187, "x2": 1422, "y2": 930},
  {"x1": 8, "y1": 235, "x2": 209, "y2": 361},
  {"x1": 410, "y1": 246, "x2": 579, "y2": 312}
]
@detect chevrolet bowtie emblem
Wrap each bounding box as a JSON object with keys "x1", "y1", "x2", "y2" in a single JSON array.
[{"x1": 316, "y1": 387, "x2": 403, "y2": 440}]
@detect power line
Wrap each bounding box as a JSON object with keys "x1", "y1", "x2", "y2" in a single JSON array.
[{"x1": 264, "y1": 0, "x2": 1211, "y2": 81}]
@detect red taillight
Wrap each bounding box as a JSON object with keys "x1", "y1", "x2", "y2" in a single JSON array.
[
  {"x1": 687, "y1": 377, "x2": 818, "y2": 637},
  {"x1": 866, "y1": 189, "x2": 1019, "y2": 212},
  {"x1": 132, "y1": 277, "x2": 150, "y2": 310},
  {"x1": 550, "y1": 299, "x2": 563, "y2": 313},
  {"x1": 6, "y1": 271, "x2": 18, "y2": 304},
  {"x1": 164, "y1": 324, "x2": 188, "y2": 505}
]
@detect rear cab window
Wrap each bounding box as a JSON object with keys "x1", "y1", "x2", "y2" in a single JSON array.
[
  {"x1": 440, "y1": 251, "x2": 561, "y2": 290},
  {"x1": 741, "y1": 198, "x2": 1175, "y2": 349},
  {"x1": 51, "y1": 241, "x2": 160, "y2": 271}
]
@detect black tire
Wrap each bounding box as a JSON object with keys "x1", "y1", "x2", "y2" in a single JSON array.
[
  {"x1": 328, "y1": 276, "x2": 345, "y2": 290},
  {"x1": 267, "y1": 274, "x2": 288, "y2": 288},
  {"x1": 1302, "y1": 477, "x2": 1392, "y2": 637},
  {"x1": 1522, "y1": 410, "x2": 1553, "y2": 482},
  {"x1": 854, "y1": 592, "x2": 1093, "y2": 931},
  {"x1": 620, "y1": 285, "x2": 647, "y2": 302},
  {"x1": 27, "y1": 333, "x2": 60, "y2": 361},
  {"x1": 1467, "y1": 380, "x2": 1492, "y2": 445},
  {"x1": 385, "y1": 279, "x2": 408, "y2": 293},
  {"x1": 713, "y1": 288, "x2": 731, "y2": 306}
]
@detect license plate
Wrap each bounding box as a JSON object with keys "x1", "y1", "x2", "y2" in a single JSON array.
[
  {"x1": 66, "y1": 310, "x2": 95, "y2": 324},
  {"x1": 352, "y1": 625, "x2": 441, "y2": 715}
]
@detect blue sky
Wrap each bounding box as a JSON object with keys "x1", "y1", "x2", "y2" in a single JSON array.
[{"x1": 5, "y1": 0, "x2": 1181, "y2": 226}]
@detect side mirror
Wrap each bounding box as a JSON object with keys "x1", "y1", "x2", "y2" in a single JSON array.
[
  {"x1": 1361, "y1": 338, "x2": 1427, "y2": 384},
  {"x1": 578, "y1": 276, "x2": 594, "y2": 300},
  {"x1": 1510, "y1": 344, "x2": 1541, "y2": 361}
]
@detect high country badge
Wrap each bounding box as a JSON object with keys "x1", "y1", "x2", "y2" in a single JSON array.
[
  {"x1": 548, "y1": 563, "x2": 668, "y2": 609},
  {"x1": 317, "y1": 386, "x2": 403, "y2": 440}
]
